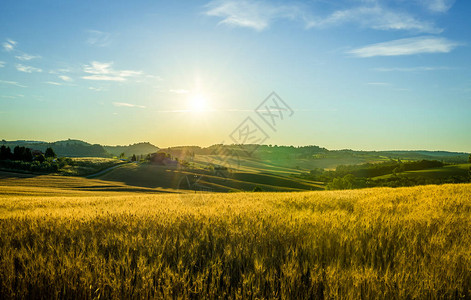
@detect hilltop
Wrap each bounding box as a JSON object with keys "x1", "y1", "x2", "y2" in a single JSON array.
[
  {"x1": 0, "y1": 139, "x2": 159, "y2": 158},
  {"x1": 1, "y1": 139, "x2": 468, "y2": 163}
]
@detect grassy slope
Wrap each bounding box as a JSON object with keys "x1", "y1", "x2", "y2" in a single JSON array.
[
  {"x1": 193, "y1": 154, "x2": 388, "y2": 173},
  {"x1": 60, "y1": 157, "x2": 125, "y2": 176},
  {"x1": 0, "y1": 171, "x2": 176, "y2": 195},
  {"x1": 0, "y1": 177, "x2": 470, "y2": 298},
  {"x1": 95, "y1": 163, "x2": 324, "y2": 192},
  {"x1": 373, "y1": 163, "x2": 471, "y2": 180}
]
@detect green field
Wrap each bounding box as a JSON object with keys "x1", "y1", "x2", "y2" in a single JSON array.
[
  {"x1": 0, "y1": 173, "x2": 470, "y2": 298},
  {"x1": 94, "y1": 162, "x2": 324, "y2": 192},
  {"x1": 60, "y1": 157, "x2": 126, "y2": 176},
  {"x1": 374, "y1": 163, "x2": 471, "y2": 180}
]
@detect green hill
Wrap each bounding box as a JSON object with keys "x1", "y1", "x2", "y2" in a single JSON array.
[
  {"x1": 1, "y1": 139, "x2": 109, "y2": 157},
  {"x1": 1, "y1": 140, "x2": 159, "y2": 158},
  {"x1": 374, "y1": 163, "x2": 471, "y2": 180},
  {"x1": 94, "y1": 163, "x2": 324, "y2": 192},
  {"x1": 104, "y1": 142, "x2": 159, "y2": 157}
]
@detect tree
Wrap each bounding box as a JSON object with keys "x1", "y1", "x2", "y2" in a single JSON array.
[
  {"x1": 37, "y1": 154, "x2": 46, "y2": 163},
  {"x1": 24, "y1": 148, "x2": 33, "y2": 162},
  {"x1": 131, "y1": 154, "x2": 137, "y2": 162},
  {"x1": 13, "y1": 146, "x2": 26, "y2": 161},
  {"x1": 469, "y1": 154, "x2": 471, "y2": 164},
  {"x1": 45, "y1": 147, "x2": 56, "y2": 158},
  {"x1": 0, "y1": 145, "x2": 11, "y2": 160}
]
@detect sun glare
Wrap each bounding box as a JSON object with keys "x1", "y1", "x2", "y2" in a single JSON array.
[{"x1": 188, "y1": 94, "x2": 210, "y2": 113}]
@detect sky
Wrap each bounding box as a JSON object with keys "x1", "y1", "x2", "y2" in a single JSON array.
[{"x1": 0, "y1": 0, "x2": 470, "y2": 152}]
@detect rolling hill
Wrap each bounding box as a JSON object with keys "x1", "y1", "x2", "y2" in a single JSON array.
[
  {"x1": 93, "y1": 162, "x2": 324, "y2": 192},
  {"x1": 373, "y1": 163, "x2": 471, "y2": 180},
  {"x1": 0, "y1": 139, "x2": 159, "y2": 158},
  {"x1": 103, "y1": 142, "x2": 159, "y2": 157}
]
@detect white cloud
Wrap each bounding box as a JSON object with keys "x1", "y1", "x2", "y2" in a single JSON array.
[
  {"x1": 46, "y1": 81, "x2": 63, "y2": 86},
  {"x1": 419, "y1": 0, "x2": 455, "y2": 13},
  {"x1": 0, "y1": 61, "x2": 5, "y2": 67},
  {"x1": 169, "y1": 89, "x2": 189, "y2": 94},
  {"x1": 205, "y1": 0, "x2": 443, "y2": 33},
  {"x1": 348, "y1": 36, "x2": 460, "y2": 57},
  {"x1": 1, "y1": 94, "x2": 25, "y2": 99},
  {"x1": 308, "y1": 5, "x2": 441, "y2": 34},
  {"x1": 374, "y1": 66, "x2": 453, "y2": 72},
  {"x1": 15, "y1": 53, "x2": 41, "y2": 61},
  {"x1": 82, "y1": 61, "x2": 142, "y2": 81},
  {"x1": 16, "y1": 64, "x2": 43, "y2": 73},
  {"x1": 86, "y1": 30, "x2": 111, "y2": 47},
  {"x1": 2, "y1": 39, "x2": 16, "y2": 52},
  {"x1": 113, "y1": 102, "x2": 146, "y2": 109},
  {"x1": 59, "y1": 75, "x2": 73, "y2": 82},
  {"x1": 0, "y1": 80, "x2": 27, "y2": 88},
  {"x1": 205, "y1": 0, "x2": 306, "y2": 31},
  {"x1": 89, "y1": 87, "x2": 105, "y2": 92}
]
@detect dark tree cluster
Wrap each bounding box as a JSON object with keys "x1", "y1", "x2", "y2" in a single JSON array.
[
  {"x1": 0, "y1": 146, "x2": 33, "y2": 161},
  {"x1": 0, "y1": 145, "x2": 13, "y2": 160},
  {"x1": 0, "y1": 146, "x2": 56, "y2": 162},
  {"x1": 0, "y1": 146, "x2": 60, "y2": 173}
]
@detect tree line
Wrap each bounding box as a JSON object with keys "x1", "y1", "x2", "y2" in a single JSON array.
[
  {"x1": 298, "y1": 159, "x2": 471, "y2": 190},
  {"x1": 0, "y1": 146, "x2": 60, "y2": 173},
  {"x1": 0, "y1": 145, "x2": 56, "y2": 162}
]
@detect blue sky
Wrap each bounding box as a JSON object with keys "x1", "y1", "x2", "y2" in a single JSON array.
[{"x1": 0, "y1": 0, "x2": 470, "y2": 151}]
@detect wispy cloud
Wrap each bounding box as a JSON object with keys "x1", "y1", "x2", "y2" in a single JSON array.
[
  {"x1": 419, "y1": 0, "x2": 455, "y2": 13},
  {"x1": 0, "y1": 95, "x2": 17, "y2": 99},
  {"x1": 82, "y1": 61, "x2": 142, "y2": 81},
  {"x1": 46, "y1": 81, "x2": 63, "y2": 86},
  {"x1": 374, "y1": 66, "x2": 453, "y2": 72},
  {"x1": 58, "y1": 75, "x2": 73, "y2": 82},
  {"x1": 205, "y1": 0, "x2": 304, "y2": 31},
  {"x1": 308, "y1": 5, "x2": 441, "y2": 34},
  {"x1": 169, "y1": 89, "x2": 190, "y2": 94},
  {"x1": 2, "y1": 39, "x2": 16, "y2": 52},
  {"x1": 16, "y1": 64, "x2": 43, "y2": 73},
  {"x1": 89, "y1": 87, "x2": 105, "y2": 92},
  {"x1": 0, "y1": 79, "x2": 27, "y2": 88},
  {"x1": 205, "y1": 0, "x2": 445, "y2": 33},
  {"x1": 15, "y1": 53, "x2": 41, "y2": 61},
  {"x1": 113, "y1": 102, "x2": 146, "y2": 109},
  {"x1": 86, "y1": 30, "x2": 111, "y2": 47},
  {"x1": 348, "y1": 36, "x2": 460, "y2": 57},
  {"x1": 0, "y1": 61, "x2": 5, "y2": 68},
  {"x1": 0, "y1": 94, "x2": 24, "y2": 99}
]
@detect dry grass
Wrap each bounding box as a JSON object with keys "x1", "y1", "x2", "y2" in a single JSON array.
[{"x1": 0, "y1": 181, "x2": 470, "y2": 299}]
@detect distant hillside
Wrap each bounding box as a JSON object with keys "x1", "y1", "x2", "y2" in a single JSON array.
[
  {"x1": 104, "y1": 142, "x2": 159, "y2": 157},
  {"x1": 380, "y1": 150, "x2": 469, "y2": 163},
  {"x1": 162, "y1": 144, "x2": 469, "y2": 164},
  {"x1": 0, "y1": 139, "x2": 160, "y2": 158},
  {"x1": 1, "y1": 139, "x2": 468, "y2": 163},
  {"x1": 0, "y1": 139, "x2": 109, "y2": 157}
]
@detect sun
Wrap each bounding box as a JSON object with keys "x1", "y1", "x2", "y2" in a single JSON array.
[{"x1": 188, "y1": 94, "x2": 210, "y2": 113}]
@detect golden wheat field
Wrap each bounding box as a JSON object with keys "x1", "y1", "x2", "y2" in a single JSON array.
[{"x1": 0, "y1": 176, "x2": 470, "y2": 299}]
